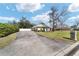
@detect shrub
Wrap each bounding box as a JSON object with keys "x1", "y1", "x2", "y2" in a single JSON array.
[{"x1": 0, "y1": 23, "x2": 19, "y2": 38}]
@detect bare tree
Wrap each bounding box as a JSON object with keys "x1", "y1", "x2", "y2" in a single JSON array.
[
  {"x1": 49, "y1": 7, "x2": 58, "y2": 31},
  {"x1": 49, "y1": 6, "x2": 68, "y2": 31},
  {"x1": 59, "y1": 16, "x2": 68, "y2": 31}
]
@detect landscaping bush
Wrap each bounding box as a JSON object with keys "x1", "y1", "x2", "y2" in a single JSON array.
[{"x1": 0, "y1": 23, "x2": 19, "y2": 38}]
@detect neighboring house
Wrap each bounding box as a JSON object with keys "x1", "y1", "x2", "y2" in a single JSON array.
[{"x1": 32, "y1": 24, "x2": 51, "y2": 32}]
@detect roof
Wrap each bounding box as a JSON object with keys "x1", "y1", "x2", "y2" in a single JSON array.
[{"x1": 32, "y1": 24, "x2": 49, "y2": 28}]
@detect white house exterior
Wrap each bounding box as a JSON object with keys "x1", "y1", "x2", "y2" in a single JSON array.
[{"x1": 32, "y1": 24, "x2": 51, "y2": 32}]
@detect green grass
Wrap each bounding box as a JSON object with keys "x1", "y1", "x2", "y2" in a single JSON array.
[
  {"x1": 0, "y1": 33, "x2": 16, "y2": 48},
  {"x1": 36, "y1": 31, "x2": 79, "y2": 41},
  {"x1": 77, "y1": 31, "x2": 79, "y2": 41}
]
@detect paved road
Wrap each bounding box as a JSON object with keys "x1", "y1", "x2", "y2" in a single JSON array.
[{"x1": 0, "y1": 31, "x2": 74, "y2": 56}]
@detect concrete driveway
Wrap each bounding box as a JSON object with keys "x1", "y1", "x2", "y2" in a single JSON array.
[
  {"x1": 67, "y1": 44, "x2": 79, "y2": 56},
  {"x1": 0, "y1": 31, "x2": 74, "y2": 56}
]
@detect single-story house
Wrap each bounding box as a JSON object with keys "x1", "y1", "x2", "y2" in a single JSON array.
[{"x1": 32, "y1": 24, "x2": 51, "y2": 32}]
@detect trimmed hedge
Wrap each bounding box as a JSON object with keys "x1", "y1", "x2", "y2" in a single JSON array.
[{"x1": 0, "y1": 23, "x2": 19, "y2": 37}]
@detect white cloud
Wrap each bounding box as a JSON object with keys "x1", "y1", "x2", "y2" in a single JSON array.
[
  {"x1": 0, "y1": 16, "x2": 18, "y2": 23},
  {"x1": 16, "y1": 3, "x2": 45, "y2": 12},
  {"x1": 6, "y1": 6, "x2": 15, "y2": 11},
  {"x1": 6, "y1": 6, "x2": 10, "y2": 10},
  {"x1": 32, "y1": 14, "x2": 49, "y2": 21},
  {"x1": 68, "y1": 2, "x2": 79, "y2": 12},
  {"x1": 66, "y1": 15, "x2": 79, "y2": 26},
  {"x1": 68, "y1": 15, "x2": 79, "y2": 20},
  {"x1": 32, "y1": 11, "x2": 51, "y2": 25}
]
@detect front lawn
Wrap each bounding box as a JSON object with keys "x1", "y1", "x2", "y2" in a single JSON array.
[
  {"x1": 36, "y1": 31, "x2": 79, "y2": 41},
  {"x1": 77, "y1": 31, "x2": 79, "y2": 41},
  {"x1": 0, "y1": 33, "x2": 16, "y2": 48}
]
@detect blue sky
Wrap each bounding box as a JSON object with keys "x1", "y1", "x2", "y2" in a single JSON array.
[{"x1": 0, "y1": 3, "x2": 79, "y2": 26}]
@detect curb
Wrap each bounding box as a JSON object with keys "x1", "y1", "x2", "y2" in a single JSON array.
[
  {"x1": 36, "y1": 32, "x2": 79, "y2": 56},
  {"x1": 54, "y1": 41, "x2": 79, "y2": 56}
]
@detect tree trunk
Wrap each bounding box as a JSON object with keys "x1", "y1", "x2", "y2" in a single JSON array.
[{"x1": 52, "y1": 20, "x2": 55, "y2": 31}]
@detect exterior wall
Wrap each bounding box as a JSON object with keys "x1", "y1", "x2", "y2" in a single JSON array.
[
  {"x1": 47, "y1": 28, "x2": 51, "y2": 31},
  {"x1": 37, "y1": 27, "x2": 44, "y2": 32},
  {"x1": 45, "y1": 28, "x2": 47, "y2": 31},
  {"x1": 32, "y1": 27, "x2": 51, "y2": 32},
  {"x1": 37, "y1": 28, "x2": 41, "y2": 31}
]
